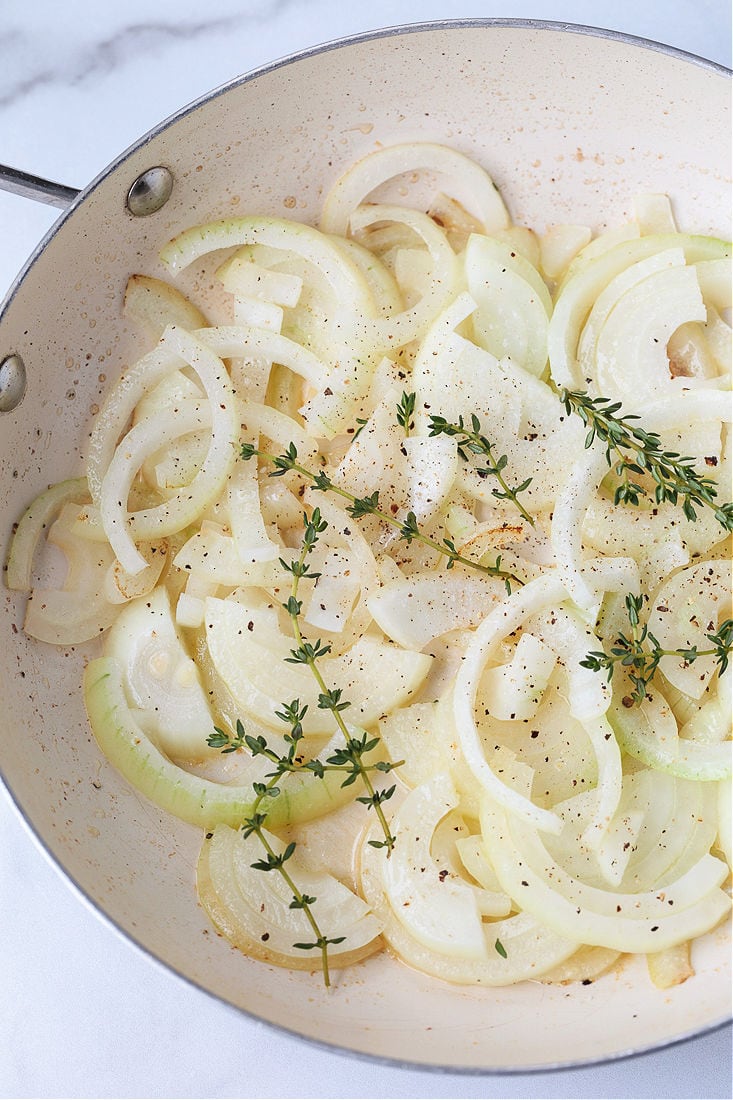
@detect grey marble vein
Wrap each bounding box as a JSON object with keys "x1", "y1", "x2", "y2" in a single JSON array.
[{"x1": 0, "y1": 3, "x2": 293, "y2": 110}]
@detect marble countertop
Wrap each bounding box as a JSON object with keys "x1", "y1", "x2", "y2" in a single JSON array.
[{"x1": 1, "y1": 2, "x2": 731, "y2": 1097}]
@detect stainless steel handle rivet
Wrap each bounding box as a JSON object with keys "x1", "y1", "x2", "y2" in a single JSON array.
[
  {"x1": 0, "y1": 353, "x2": 27, "y2": 412},
  {"x1": 126, "y1": 166, "x2": 173, "y2": 217}
]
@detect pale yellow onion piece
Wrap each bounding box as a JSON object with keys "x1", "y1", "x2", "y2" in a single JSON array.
[
  {"x1": 320, "y1": 141, "x2": 510, "y2": 238},
  {"x1": 366, "y1": 570, "x2": 505, "y2": 650},
  {"x1": 678, "y1": 666, "x2": 732, "y2": 743},
  {"x1": 694, "y1": 258, "x2": 732, "y2": 312},
  {"x1": 197, "y1": 324, "x2": 326, "y2": 392},
  {"x1": 454, "y1": 833, "x2": 512, "y2": 904},
  {"x1": 521, "y1": 604, "x2": 621, "y2": 844},
  {"x1": 647, "y1": 560, "x2": 732, "y2": 699},
  {"x1": 238, "y1": 398, "x2": 319, "y2": 464},
  {"x1": 547, "y1": 234, "x2": 731, "y2": 390},
  {"x1": 301, "y1": 489, "x2": 380, "y2": 645},
  {"x1": 103, "y1": 538, "x2": 168, "y2": 605},
  {"x1": 231, "y1": 296, "x2": 283, "y2": 331},
  {"x1": 328, "y1": 233, "x2": 404, "y2": 317},
  {"x1": 539, "y1": 224, "x2": 592, "y2": 281},
  {"x1": 87, "y1": 344, "x2": 183, "y2": 504},
  {"x1": 464, "y1": 233, "x2": 552, "y2": 376},
  {"x1": 609, "y1": 681, "x2": 732, "y2": 781},
  {"x1": 123, "y1": 274, "x2": 209, "y2": 341},
  {"x1": 359, "y1": 826, "x2": 579, "y2": 984},
  {"x1": 452, "y1": 573, "x2": 568, "y2": 834},
  {"x1": 101, "y1": 328, "x2": 239, "y2": 574},
  {"x1": 576, "y1": 247, "x2": 687, "y2": 388},
  {"x1": 646, "y1": 942, "x2": 694, "y2": 989},
  {"x1": 381, "y1": 774, "x2": 513, "y2": 959},
  {"x1": 204, "y1": 824, "x2": 381, "y2": 960},
  {"x1": 160, "y1": 215, "x2": 376, "y2": 320},
  {"x1": 594, "y1": 264, "x2": 707, "y2": 404},
  {"x1": 550, "y1": 445, "x2": 612, "y2": 611},
  {"x1": 225, "y1": 461, "x2": 279, "y2": 565},
  {"x1": 378, "y1": 701, "x2": 453, "y2": 790},
  {"x1": 204, "y1": 595, "x2": 432, "y2": 734},
  {"x1": 23, "y1": 502, "x2": 118, "y2": 645},
  {"x1": 555, "y1": 223, "x2": 641, "y2": 294},
  {"x1": 331, "y1": 384, "x2": 409, "y2": 509},
  {"x1": 100, "y1": 398, "x2": 214, "y2": 575},
  {"x1": 104, "y1": 587, "x2": 218, "y2": 762},
  {"x1": 401, "y1": 434, "x2": 459, "y2": 526},
  {"x1": 481, "y1": 798, "x2": 730, "y2": 952},
  {"x1": 349, "y1": 203, "x2": 461, "y2": 347},
  {"x1": 133, "y1": 371, "x2": 209, "y2": 491},
  {"x1": 480, "y1": 632, "x2": 557, "y2": 722},
  {"x1": 634, "y1": 194, "x2": 677, "y2": 236},
  {"x1": 216, "y1": 254, "x2": 303, "y2": 307},
  {"x1": 300, "y1": 544, "x2": 361, "y2": 634},
  {"x1": 718, "y1": 779, "x2": 732, "y2": 868},
  {"x1": 173, "y1": 524, "x2": 284, "y2": 588},
  {"x1": 539, "y1": 945, "x2": 620, "y2": 985},
  {"x1": 455, "y1": 352, "x2": 587, "y2": 515},
  {"x1": 5, "y1": 476, "x2": 89, "y2": 592}
]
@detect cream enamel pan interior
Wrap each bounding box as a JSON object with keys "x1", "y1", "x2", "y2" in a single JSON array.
[{"x1": 0, "y1": 21, "x2": 730, "y2": 1072}]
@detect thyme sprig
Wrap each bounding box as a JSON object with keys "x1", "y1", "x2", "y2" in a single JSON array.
[
  {"x1": 240, "y1": 442, "x2": 522, "y2": 592},
  {"x1": 427, "y1": 412, "x2": 535, "y2": 526},
  {"x1": 581, "y1": 592, "x2": 733, "y2": 706},
  {"x1": 560, "y1": 389, "x2": 733, "y2": 531},
  {"x1": 207, "y1": 709, "x2": 344, "y2": 987},
  {"x1": 281, "y1": 507, "x2": 399, "y2": 852}
]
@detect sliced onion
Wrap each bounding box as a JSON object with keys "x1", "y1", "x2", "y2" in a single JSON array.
[
  {"x1": 320, "y1": 141, "x2": 510, "y2": 237},
  {"x1": 99, "y1": 326, "x2": 238, "y2": 574},
  {"x1": 5, "y1": 476, "x2": 89, "y2": 592}
]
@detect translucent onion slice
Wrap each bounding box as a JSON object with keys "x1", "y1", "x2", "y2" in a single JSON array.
[
  {"x1": 359, "y1": 823, "x2": 579, "y2": 985},
  {"x1": 99, "y1": 396, "x2": 214, "y2": 574},
  {"x1": 452, "y1": 574, "x2": 569, "y2": 833},
  {"x1": 123, "y1": 274, "x2": 209, "y2": 340},
  {"x1": 5, "y1": 476, "x2": 89, "y2": 592},
  {"x1": 320, "y1": 141, "x2": 510, "y2": 238},
  {"x1": 204, "y1": 595, "x2": 433, "y2": 734},
  {"x1": 349, "y1": 204, "x2": 461, "y2": 347},
  {"x1": 23, "y1": 502, "x2": 119, "y2": 645},
  {"x1": 200, "y1": 824, "x2": 381, "y2": 964},
  {"x1": 551, "y1": 447, "x2": 641, "y2": 616},
  {"x1": 593, "y1": 263, "x2": 706, "y2": 403},
  {"x1": 608, "y1": 681, "x2": 732, "y2": 781},
  {"x1": 366, "y1": 570, "x2": 504, "y2": 650},
  {"x1": 379, "y1": 774, "x2": 493, "y2": 959},
  {"x1": 86, "y1": 344, "x2": 183, "y2": 505},
  {"x1": 647, "y1": 560, "x2": 732, "y2": 699},
  {"x1": 83, "y1": 657, "x2": 379, "y2": 829},
  {"x1": 464, "y1": 233, "x2": 552, "y2": 376},
  {"x1": 197, "y1": 324, "x2": 326, "y2": 392},
  {"x1": 481, "y1": 798, "x2": 730, "y2": 952},
  {"x1": 99, "y1": 327, "x2": 239, "y2": 574},
  {"x1": 160, "y1": 215, "x2": 376, "y2": 323},
  {"x1": 103, "y1": 587, "x2": 220, "y2": 762},
  {"x1": 547, "y1": 234, "x2": 731, "y2": 390}
]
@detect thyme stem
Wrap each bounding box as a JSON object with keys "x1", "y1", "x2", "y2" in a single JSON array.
[
  {"x1": 427, "y1": 412, "x2": 535, "y2": 526},
  {"x1": 282, "y1": 509, "x2": 398, "y2": 852},
  {"x1": 240, "y1": 442, "x2": 523, "y2": 591}
]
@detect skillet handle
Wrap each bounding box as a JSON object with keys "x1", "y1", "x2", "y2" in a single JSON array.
[{"x1": 0, "y1": 164, "x2": 79, "y2": 210}]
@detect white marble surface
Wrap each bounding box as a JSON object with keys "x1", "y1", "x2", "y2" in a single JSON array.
[{"x1": 0, "y1": 1, "x2": 731, "y2": 1098}]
